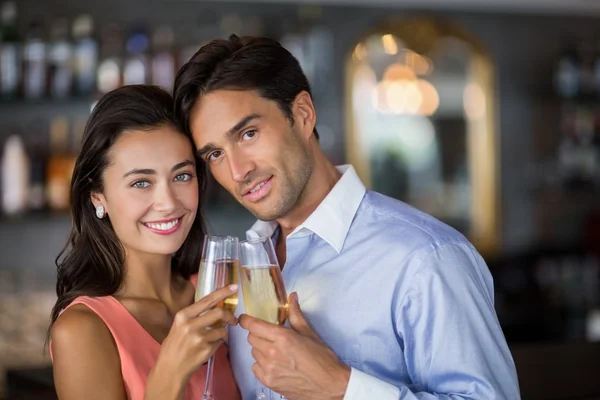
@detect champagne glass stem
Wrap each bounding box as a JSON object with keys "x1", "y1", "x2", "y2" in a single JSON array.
[{"x1": 202, "y1": 355, "x2": 215, "y2": 400}]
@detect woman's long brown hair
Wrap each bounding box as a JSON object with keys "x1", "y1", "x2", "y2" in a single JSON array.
[{"x1": 47, "y1": 85, "x2": 207, "y2": 345}]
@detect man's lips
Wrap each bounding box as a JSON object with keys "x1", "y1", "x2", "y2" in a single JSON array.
[
  {"x1": 243, "y1": 177, "x2": 272, "y2": 196},
  {"x1": 242, "y1": 177, "x2": 273, "y2": 202}
]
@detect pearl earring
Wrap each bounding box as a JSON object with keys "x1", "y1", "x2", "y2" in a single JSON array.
[{"x1": 95, "y1": 205, "x2": 105, "y2": 219}]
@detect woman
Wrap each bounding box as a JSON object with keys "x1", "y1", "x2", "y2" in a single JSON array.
[{"x1": 48, "y1": 85, "x2": 240, "y2": 400}]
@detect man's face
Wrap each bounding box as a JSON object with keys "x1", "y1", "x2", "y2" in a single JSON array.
[{"x1": 189, "y1": 89, "x2": 313, "y2": 221}]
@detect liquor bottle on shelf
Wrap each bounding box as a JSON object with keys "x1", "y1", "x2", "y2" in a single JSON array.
[
  {"x1": 28, "y1": 123, "x2": 47, "y2": 212},
  {"x1": 594, "y1": 39, "x2": 600, "y2": 99},
  {"x1": 219, "y1": 13, "x2": 243, "y2": 37},
  {"x1": 46, "y1": 116, "x2": 75, "y2": 212},
  {"x1": 48, "y1": 16, "x2": 72, "y2": 99},
  {"x1": 151, "y1": 25, "x2": 176, "y2": 91},
  {"x1": 22, "y1": 20, "x2": 47, "y2": 99},
  {"x1": 177, "y1": 22, "x2": 197, "y2": 69},
  {"x1": 555, "y1": 40, "x2": 580, "y2": 100},
  {"x1": 178, "y1": 17, "x2": 216, "y2": 69},
  {"x1": 97, "y1": 24, "x2": 123, "y2": 94},
  {"x1": 0, "y1": 1, "x2": 20, "y2": 99},
  {"x1": 243, "y1": 16, "x2": 265, "y2": 37},
  {"x1": 280, "y1": 5, "x2": 333, "y2": 94},
  {"x1": 578, "y1": 40, "x2": 596, "y2": 100},
  {"x1": 123, "y1": 24, "x2": 150, "y2": 86},
  {"x1": 71, "y1": 116, "x2": 86, "y2": 156},
  {"x1": 1, "y1": 133, "x2": 30, "y2": 216},
  {"x1": 72, "y1": 14, "x2": 98, "y2": 97},
  {"x1": 217, "y1": 13, "x2": 265, "y2": 46}
]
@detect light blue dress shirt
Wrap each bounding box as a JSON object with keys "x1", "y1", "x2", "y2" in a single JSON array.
[{"x1": 229, "y1": 165, "x2": 520, "y2": 399}]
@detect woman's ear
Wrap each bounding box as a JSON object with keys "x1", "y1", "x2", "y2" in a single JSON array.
[
  {"x1": 90, "y1": 192, "x2": 107, "y2": 218},
  {"x1": 90, "y1": 192, "x2": 105, "y2": 208}
]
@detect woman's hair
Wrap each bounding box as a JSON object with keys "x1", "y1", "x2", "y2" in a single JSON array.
[{"x1": 47, "y1": 85, "x2": 207, "y2": 339}]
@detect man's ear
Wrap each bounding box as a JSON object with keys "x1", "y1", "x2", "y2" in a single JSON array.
[{"x1": 292, "y1": 91, "x2": 317, "y2": 140}]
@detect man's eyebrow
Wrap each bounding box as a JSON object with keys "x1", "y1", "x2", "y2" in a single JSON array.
[
  {"x1": 196, "y1": 144, "x2": 215, "y2": 159},
  {"x1": 196, "y1": 114, "x2": 262, "y2": 158},
  {"x1": 226, "y1": 114, "x2": 261, "y2": 137}
]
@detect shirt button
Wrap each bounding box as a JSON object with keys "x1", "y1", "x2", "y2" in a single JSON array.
[{"x1": 257, "y1": 392, "x2": 267, "y2": 400}]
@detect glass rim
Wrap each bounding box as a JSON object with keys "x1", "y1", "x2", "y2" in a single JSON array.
[
  {"x1": 204, "y1": 234, "x2": 224, "y2": 241},
  {"x1": 240, "y1": 236, "x2": 272, "y2": 244},
  {"x1": 204, "y1": 234, "x2": 240, "y2": 241}
]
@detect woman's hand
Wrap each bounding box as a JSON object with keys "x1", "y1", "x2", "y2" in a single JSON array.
[{"x1": 146, "y1": 284, "x2": 238, "y2": 399}]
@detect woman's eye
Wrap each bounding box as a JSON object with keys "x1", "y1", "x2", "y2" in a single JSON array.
[
  {"x1": 132, "y1": 180, "x2": 150, "y2": 189},
  {"x1": 241, "y1": 130, "x2": 257, "y2": 141},
  {"x1": 174, "y1": 173, "x2": 192, "y2": 182}
]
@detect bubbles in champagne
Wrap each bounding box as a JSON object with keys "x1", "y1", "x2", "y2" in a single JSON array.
[
  {"x1": 195, "y1": 260, "x2": 239, "y2": 314},
  {"x1": 241, "y1": 265, "x2": 287, "y2": 325}
]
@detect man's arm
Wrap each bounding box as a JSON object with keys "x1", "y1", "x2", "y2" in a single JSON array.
[{"x1": 343, "y1": 242, "x2": 520, "y2": 400}]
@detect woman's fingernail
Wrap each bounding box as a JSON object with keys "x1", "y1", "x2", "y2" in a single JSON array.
[{"x1": 229, "y1": 284, "x2": 238, "y2": 292}]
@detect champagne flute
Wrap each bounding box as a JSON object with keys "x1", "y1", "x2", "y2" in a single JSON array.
[
  {"x1": 240, "y1": 237, "x2": 288, "y2": 399},
  {"x1": 239, "y1": 237, "x2": 288, "y2": 326},
  {"x1": 195, "y1": 235, "x2": 240, "y2": 400}
]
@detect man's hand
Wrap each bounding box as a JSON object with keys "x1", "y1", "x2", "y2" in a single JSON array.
[{"x1": 239, "y1": 292, "x2": 351, "y2": 400}]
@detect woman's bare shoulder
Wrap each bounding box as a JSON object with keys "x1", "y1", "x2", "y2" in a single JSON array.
[{"x1": 51, "y1": 303, "x2": 127, "y2": 400}]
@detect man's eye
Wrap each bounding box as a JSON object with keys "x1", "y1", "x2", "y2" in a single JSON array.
[
  {"x1": 208, "y1": 150, "x2": 223, "y2": 162},
  {"x1": 242, "y1": 130, "x2": 257, "y2": 141}
]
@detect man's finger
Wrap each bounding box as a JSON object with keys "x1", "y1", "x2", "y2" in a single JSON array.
[
  {"x1": 288, "y1": 292, "x2": 321, "y2": 342},
  {"x1": 250, "y1": 346, "x2": 271, "y2": 367},
  {"x1": 247, "y1": 332, "x2": 274, "y2": 352},
  {"x1": 252, "y1": 362, "x2": 267, "y2": 386}
]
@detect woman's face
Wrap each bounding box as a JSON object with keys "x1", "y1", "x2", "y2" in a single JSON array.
[{"x1": 92, "y1": 125, "x2": 199, "y2": 259}]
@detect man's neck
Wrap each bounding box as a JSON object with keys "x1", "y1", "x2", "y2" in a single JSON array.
[{"x1": 276, "y1": 152, "x2": 341, "y2": 240}]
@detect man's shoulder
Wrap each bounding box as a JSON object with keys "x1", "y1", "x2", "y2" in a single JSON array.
[
  {"x1": 350, "y1": 191, "x2": 487, "y2": 285},
  {"x1": 355, "y1": 190, "x2": 470, "y2": 248}
]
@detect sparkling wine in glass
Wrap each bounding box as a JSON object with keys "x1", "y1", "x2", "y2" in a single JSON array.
[
  {"x1": 239, "y1": 237, "x2": 288, "y2": 325},
  {"x1": 195, "y1": 235, "x2": 239, "y2": 400}
]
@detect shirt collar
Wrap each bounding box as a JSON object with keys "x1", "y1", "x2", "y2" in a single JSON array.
[{"x1": 246, "y1": 165, "x2": 366, "y2": 253}]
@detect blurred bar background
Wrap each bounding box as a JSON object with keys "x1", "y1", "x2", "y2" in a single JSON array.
[{"x1": 1, "y1": 0, "x2": 600, "y2": 399}]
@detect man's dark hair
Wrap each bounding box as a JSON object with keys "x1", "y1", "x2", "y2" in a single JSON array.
[{"x1": 173, "y1": 34, "x2": 319, "y2": 140}]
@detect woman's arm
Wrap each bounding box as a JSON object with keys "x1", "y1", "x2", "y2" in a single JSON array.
[{"x1": 51, "y1": 304, "x2": 128, "y2": 400}]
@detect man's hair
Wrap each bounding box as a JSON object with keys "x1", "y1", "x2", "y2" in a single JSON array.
[{"x1": 173, "y1": 34, "x2": 319, "y2": 140}]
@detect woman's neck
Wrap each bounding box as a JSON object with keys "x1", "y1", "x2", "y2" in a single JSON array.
[{"x1": 119, "y1": 251, "x2": 179, "y2": 303}]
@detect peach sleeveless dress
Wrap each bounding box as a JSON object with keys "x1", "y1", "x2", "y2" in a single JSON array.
[{"x1": 51, "y1": 275, "x2": 240, "y2": 400}]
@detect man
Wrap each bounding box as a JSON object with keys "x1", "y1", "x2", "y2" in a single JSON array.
[{"x1": 173, "y1": 34, "x2": 520, "y2": 400}]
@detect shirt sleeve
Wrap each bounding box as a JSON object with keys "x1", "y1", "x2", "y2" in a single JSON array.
[
  {"x1": 344, "y1": 242, "x2": 521, "y2": 400},
  {"x1": 343, "y1": 367, "x2": 400, "y2": 400}
]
